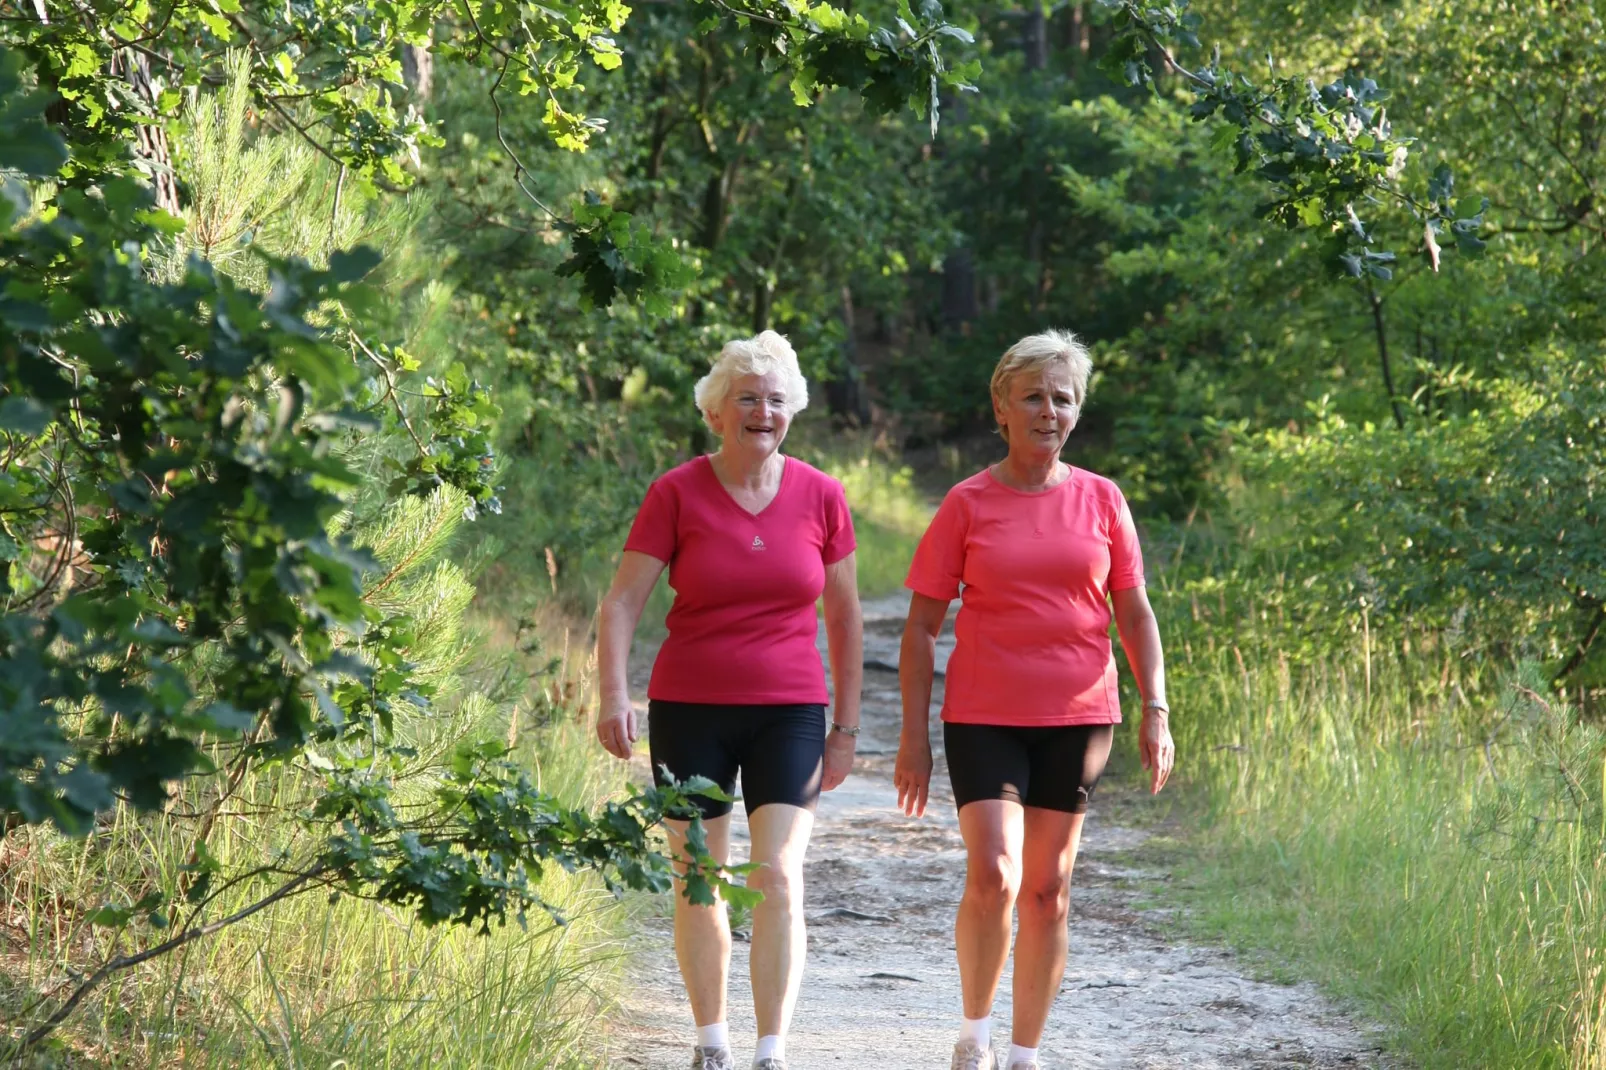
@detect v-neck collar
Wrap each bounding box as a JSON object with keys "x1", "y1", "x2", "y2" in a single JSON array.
[{"x1": 702, "y1": 454, "x2": 790, "y2": 519}]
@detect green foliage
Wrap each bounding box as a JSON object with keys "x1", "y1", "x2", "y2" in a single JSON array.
[
  {"x1": 1097, "y1": 0, "x2": 1484, "y2": 276},
  {"x1": 705, "y1": 0, "x2": 982, "y2": 135},
  {"x1": 314, "y1": 739, "x2": 726, "y2": 930},
  {"x1": 10, "y1": 0, "x2": 966, "y2": 318},
  {"x1": 1228, "y1": 352, "x2": 1606, "y2": 684},
  {"x1": 0, "y1": 48, "x2": 744, "y2": 1056},
  {"x1": 556, "y1": 191, "x2": 698, "y2": 312},
  {"x1": 389, "y1": 360, "x2": 504, "y2": 519},
  {"x1": 1, "y1": 87, "x2": 388, "y2": 831}
]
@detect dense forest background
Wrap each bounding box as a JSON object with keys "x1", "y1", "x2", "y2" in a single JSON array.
[{"x1": 2, "y1": 0, "x2": 1603, "y2": 1065}]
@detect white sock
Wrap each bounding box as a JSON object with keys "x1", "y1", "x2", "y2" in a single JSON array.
[
  {"x1": 959, "y1": 1016, "x2": 991, "y2": 1050},
  {"x1": 754, "y1": 1035, "x2": 784, "y2": 1062},
  {"x1": 697, "y1": 1023, "x2": 729, "y2": 1050},
  {"x1": 1007, "y1": 1044, "x2": 1039, "y2": 1067}
]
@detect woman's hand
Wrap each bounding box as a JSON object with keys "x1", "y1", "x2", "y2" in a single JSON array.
[
  {"x1": 1139, "y1": 709, "x2": 1175, "y2": 794},
  {"x1": 894, "y1": 733, "x2": 933, "y2": 817},
  {"x1": 821, "y1": 728, "x2": 856, "y2": 791},
  {"x1": 597, "y1": 695, "x2": 637, "y2": 760}
]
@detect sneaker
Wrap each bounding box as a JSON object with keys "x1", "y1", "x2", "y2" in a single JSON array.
[
  {"x1": 1006, "y1": 1062, "x2": 1040, "y2": 1070},
  {"x1": 951, "y1": 1042, "x2": 996, "y2": 1070},
  {"x1": 752, "y1": 1060, "x2": 788, "y2": 1070},
  {"x1": 691, "y1": 1047, "x2": 735, "y2": 1070}
]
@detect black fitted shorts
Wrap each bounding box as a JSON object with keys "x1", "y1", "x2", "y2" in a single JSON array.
[
  {"x1": 647, "y1": 700, "x2": 826, "y2": 820},
  {"x1": 944, "y1": 721, "x2": 1116, "y2": 814}
]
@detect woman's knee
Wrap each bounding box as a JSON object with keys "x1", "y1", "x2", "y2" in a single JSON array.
[
  {"x1": 1018, "y1": 874, "x2": 1070, "y2": 921},
  {"x1": 747, "y1": 860, "x2": 802, "y2": 913},
  {"x1": 964, "y1": 852, "x2": 1020, "y2": 910}
]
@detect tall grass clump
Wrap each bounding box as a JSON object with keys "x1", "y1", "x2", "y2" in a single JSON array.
[{"x1": 1152, "y1": 513, "x2": 1606, "y2": 1068}]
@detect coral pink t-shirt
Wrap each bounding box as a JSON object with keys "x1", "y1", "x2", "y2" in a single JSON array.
[
  {"x1": 905, "y1": 466, "x2": 1145, "y2": 726},
  {"x1": 625, "y1": 455, "x2": 856, "y2": 705}
]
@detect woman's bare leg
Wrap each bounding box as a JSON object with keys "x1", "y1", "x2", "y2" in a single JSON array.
[
  {"x1": 1010, "y1": 807, "x2": 1085, "y2": 1046},
  {"x1": 745, "y1": 802, "x2": 816, "y2": 1041},
  {"x1": 955, "y1": 800, "x2": 1025, "y2": 1019},
  {"x1": 665, "y1": 814, "x2": 734, "y2": 1027}
]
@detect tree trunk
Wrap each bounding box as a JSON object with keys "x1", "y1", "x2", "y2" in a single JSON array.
[
  {"x1": 402, "y1": 35, "x2": 434, "y2": 104},
  {"x1": 1022, "y1": 3, "x2": 1047, "y2": 308},
  {"x1": 700, "y1": 170, "x2": 729, "y2": 250},
  {"x1": 1022, "y1": 3, "x2": 1048, "y2": 72},
  {"x1": 645, "y1": 89, "x2": 672, "y2": 182},
  {"x1": 697, "y1": 128, "x2": 750, "y2": 251},
  {"x1": 827, "y1": 285, "x2": 871, "y2": 425},
  {"x1": 752, "y1": 275, "x2": 771, "y2": 333},
  {"x1": 110, "y1": 50, "x2": 179, "y2": 215},
  {"x1": 1557, "y1": 602, "x2": 1606, "y2": 684},
  {"x1": 1066, "y1": 3, "x2": 1090, "y2": 71},
  {"x1": 1366, "y1": 280, "x2": 1406, "y2": 431},
  {"x1": 941, "y1": 247, "x2": 979, "y2": 330}
]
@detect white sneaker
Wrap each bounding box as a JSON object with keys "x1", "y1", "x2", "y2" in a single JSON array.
[
  {"x1": 752, "y1": 1060, "x2": 788, "y2": 1070},
  {"x1": 692, "y1": 1047, "x2": 735, "y2": 1070},
  {"x1": 951, "y1": 1042, "x2": 996, "y2": 1070}
]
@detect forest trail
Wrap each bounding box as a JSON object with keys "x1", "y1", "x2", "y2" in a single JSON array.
[{"x1": 607, "y1": 596, "x2": 1387, "y2": 1070}]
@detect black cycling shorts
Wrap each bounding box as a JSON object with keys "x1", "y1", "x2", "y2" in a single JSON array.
[
  {"x1": 944, "y1": 721, "x2": 1116, "y2": 814},
  {"x1": 647, "y1": 700, "x2": 826, "y2": 820}
]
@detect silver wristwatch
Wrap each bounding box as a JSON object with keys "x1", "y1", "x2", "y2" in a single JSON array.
[
  {"x1": 830, "y1": 722, "x2": 861, "y2": 737},
  {"x1": 1142, "y1": 698, "x2": 1170, "y2": 715}
]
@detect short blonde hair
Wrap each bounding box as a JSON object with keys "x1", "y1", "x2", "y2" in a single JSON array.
[
  {"x1": 694, "y1": 330, "x2": 809, "y2": 430},
  {"x1": 989, "y1": 329, "x2": 1094, "y2": 410}
]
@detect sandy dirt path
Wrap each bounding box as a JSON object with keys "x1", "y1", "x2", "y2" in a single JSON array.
[{"x1": 605, "y1": 596, "x2": 1387, "y2": 1069}]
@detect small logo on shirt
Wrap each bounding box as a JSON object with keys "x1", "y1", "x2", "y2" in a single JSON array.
[
  {"x1": 1032, "y1": 529, "x2": 1045, "y2": 539},
  {"x1": 751, "y1": 536, "x2": 766, "y2": 551}
]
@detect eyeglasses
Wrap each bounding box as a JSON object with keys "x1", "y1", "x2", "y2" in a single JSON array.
[{"x1": 732, "y1": 394, "x2": 789, "y2": 411}]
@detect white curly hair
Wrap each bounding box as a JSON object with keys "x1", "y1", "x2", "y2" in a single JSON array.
[{"x1": 693, "y1": 330, "x2": 810, "y2": 431}]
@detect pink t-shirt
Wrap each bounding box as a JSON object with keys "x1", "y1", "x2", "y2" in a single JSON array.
[
  {"x1": 905, "y1": 466, "x2": 1145, "y2": 727},
  {"x1": 625, "y1": 455, "x2": 856, "y2": 705}
]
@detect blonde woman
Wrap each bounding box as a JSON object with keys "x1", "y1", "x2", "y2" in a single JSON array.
[
  {"x1": 597, "y1": 331, "x2": 864, "y2": 1070},
  {"x1": 895, "y1": 330, "x2": 1174, "y2": 1070}
]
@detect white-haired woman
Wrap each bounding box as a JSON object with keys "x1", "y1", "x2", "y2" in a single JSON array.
[
  {"x1": 894, "y1": 330, "x2": 1174, "y2": 1070},
  {"x1": 597, "y1": 330, "x2": 864, "y2": 1070}
]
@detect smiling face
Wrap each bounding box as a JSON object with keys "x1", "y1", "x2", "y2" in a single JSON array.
[
  {"x1": 709, "y1": 371, "x2": 793, "y2": 458},
  {"x1": 993, "y1": 362, "x2": 1080, "y2": 460}
]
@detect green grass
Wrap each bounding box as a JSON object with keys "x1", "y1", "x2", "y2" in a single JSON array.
[
  {"x1": 1162, "y1": 636, "x2": 1606, "y2": 1069},
  {"x1": 819, "y1": 450, "x2": 932, "y2": 598}
]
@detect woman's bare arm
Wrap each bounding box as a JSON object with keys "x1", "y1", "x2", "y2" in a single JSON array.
[
  {"x1": 596, "y1": 550, "x2": 667, "y2": 759},
  {"x1": 820, "y1": 552, "x2": 863, "y2": 790},
  {"x1": 895, "y1": 592, "x2": 951, "y2": 816},
  {"x1": 1112, "y1": 584, "x2": 1174, "y2": 793}
]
